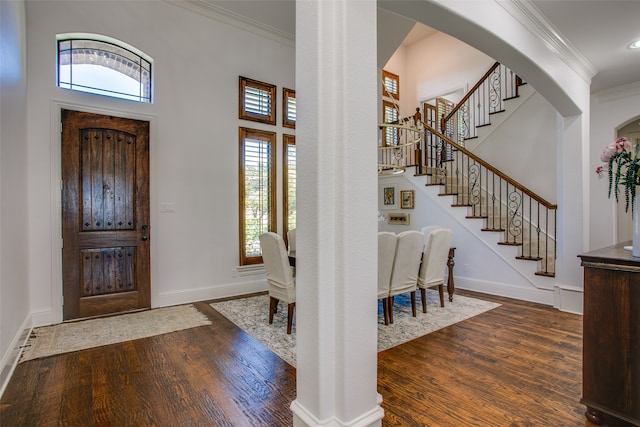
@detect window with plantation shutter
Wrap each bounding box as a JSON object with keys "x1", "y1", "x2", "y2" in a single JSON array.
[
  {"x1": 239, "y1": 128, "x2": 276, "y2": 265},
  {"x1": 382, "y1": 100, "x2": 399, "y2": 146},
  {"x1": 283, "y1": 88, "x2": 296, "y2": 128},
  {"x1": 382, "y1": 69, "x2": 399, "y2": 100},
  {"x1": 239, "y1": 77, "x2": 276, "y2": 125},
  {"x1": 283, "y1": 134, "x2": 296, "y2": 242}
]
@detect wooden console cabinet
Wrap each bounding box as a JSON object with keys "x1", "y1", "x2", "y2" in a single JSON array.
[{"x1": 579, "y1": 242, "x2": 640, "y2": 426}]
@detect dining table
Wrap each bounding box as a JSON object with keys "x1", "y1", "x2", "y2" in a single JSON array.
[{"x1": 287, "y1": 247, "x2": 457, "y2": 301}]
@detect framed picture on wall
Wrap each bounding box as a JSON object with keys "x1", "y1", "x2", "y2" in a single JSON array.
[
  {"x1": 400, "y1": 190, "x2": 414, "y2": 209},
  {"x1": 388, "y1": 212, "x2": 410, "y2": 225},
  {"x1": 380, "y1": 183, "x2": 398, "y2": 209}
]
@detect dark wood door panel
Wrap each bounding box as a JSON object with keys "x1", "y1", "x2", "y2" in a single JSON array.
[{"x1": 62, "y1": 110, "x2": 150, "y2": 320}]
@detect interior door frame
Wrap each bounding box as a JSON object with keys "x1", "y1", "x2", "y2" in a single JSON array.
[{"x1": 44, "y1": 100, "x2": 157, "y2": 326}]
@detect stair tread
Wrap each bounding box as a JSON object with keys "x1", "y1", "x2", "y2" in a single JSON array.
[
  {"x1": 516, "y1": 256, "x2": 543, "y2": 261},
  {"x1": 535, "y1": 271, "x2": 555, "y2": 278}
]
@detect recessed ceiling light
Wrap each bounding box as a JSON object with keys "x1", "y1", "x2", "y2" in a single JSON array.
[{"x1": 629, "y1": 39, "x2": 640, "y2": 49}]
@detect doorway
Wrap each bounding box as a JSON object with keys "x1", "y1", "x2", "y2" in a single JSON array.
[
  {"x1": 61, "y1": 109, "x2": 151, "y2": 320},
  {"x1": 616, "y1": 120, "x2": 640, "y2": 243}
]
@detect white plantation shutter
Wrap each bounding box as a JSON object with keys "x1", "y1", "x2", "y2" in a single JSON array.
[
  {"x1": 286, "y1": 139, "x2": 296, "y2": 231},
  {"x1": 283, "y1": 88, "x2": 296, "y2": 128},
  {"x1": 384, "y1": 76, "x2": 398, "y2": 97},
  {"x1": 239, "y1": 77, "x2": 276, "y2": 125},
  {"x1": 383, "y1": 102, "x2": 399, "y2": 146},
  {"x1": 382, "y1": 70, "x2": 400, "y2": 100},
  {"x1": 245, "y1": 86, "x2": 272, "y2": 117},
  {"x1": 287, "y1": 97, "x2": 296, "y2": 123}
]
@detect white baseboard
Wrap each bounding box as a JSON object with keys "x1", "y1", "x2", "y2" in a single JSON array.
[
  {"x1": 0, "y1": 314, "x2": 32, "y2": 399},
  {"x1": 554, "y1": 285, "x2": 584, "y2": 315},
  {"x1": 454, "y1": 276, "x2": 555, "y2": 306},
  {"x1": 291, "y1": 399, "x2": 384, "y2": 427},
  {"x1": 155, "y1": 279, "x2": 268, "y2": 307}
]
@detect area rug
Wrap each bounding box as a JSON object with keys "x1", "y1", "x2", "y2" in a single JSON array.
[
  {"x1": 19, "y1": 304, "x2": 212, "y2": 363},
  {"x1": 211, "y1": 290, "x2": 500, "y2": 366}
]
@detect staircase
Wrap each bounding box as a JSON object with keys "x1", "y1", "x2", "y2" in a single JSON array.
[{"x1": 379, "y1": 63, "x2": 557, "y2": 278}]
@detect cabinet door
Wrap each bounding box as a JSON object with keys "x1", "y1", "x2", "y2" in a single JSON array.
[{"x1": 582, "y1": 266, "x2": 640, "y2": 423}]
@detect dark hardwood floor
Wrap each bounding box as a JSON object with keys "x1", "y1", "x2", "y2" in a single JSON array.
[{"x1": 0, "y1": 290, "x2": 633, "y2": 426}]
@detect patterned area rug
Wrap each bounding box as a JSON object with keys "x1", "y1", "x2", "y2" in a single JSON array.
[
  {"x1": 20, "y1": 304, "x2": 212, "y2": 363},
  {"x1": 211, "y1": 290, "x2": 500, "y2": 366}
]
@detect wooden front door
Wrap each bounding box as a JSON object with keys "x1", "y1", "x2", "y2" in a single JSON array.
[{"x1": 62, "y1": 110, "x2": 150, "y2": 320}]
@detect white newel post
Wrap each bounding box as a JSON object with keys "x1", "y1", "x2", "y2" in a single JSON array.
[{"x1": 292, "y1": 0, "x2": 383, "y2": 426}]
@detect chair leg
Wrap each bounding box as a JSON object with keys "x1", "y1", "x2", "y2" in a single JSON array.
[
  {"x1": 382, "y1": 298, "x2": 389, "y2": 325},
  {"x1": 286, "y1": 303, "x2": 295, "y2": 334},
  {"x1": 420, "y1": 288, "x2": 427, "y2": 313},
  {"x1": 438, "y1": 284, "x2": 445, "y2": 307},
  {"x1": 389, "y1": 296, "x2": 394, "y2": 324},
  {"x1": 411, "y1": 291, "x2": 417, "y2": 317},
  {"x1": 269, "y1": 297, "x2": 278, "y2": 324}
]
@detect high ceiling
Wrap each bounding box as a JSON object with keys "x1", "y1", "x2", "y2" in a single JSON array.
[{"x1": 195, "y1": 0, "x2": 640, "y2": 93}]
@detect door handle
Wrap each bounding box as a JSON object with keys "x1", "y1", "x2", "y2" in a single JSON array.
[{"x1": 141, "y1": 236, "x2": 148, "y2": 241}]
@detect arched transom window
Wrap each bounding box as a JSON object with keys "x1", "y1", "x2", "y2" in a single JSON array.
[{"x1": 57, "y1": 34, "x2": 152, "y2": 103}]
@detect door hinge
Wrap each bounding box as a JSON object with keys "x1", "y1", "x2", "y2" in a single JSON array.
[{"x1": 60, "y1": 238, "x2": 63, "y2": 249}]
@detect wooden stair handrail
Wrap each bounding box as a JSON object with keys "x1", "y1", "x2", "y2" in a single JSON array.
[
  {"x1": 441, "y1": 62, "x2": 500, "y2": 126},
  {"x1": 423, "y1": 123, "x2": 558, "y2": 210}
]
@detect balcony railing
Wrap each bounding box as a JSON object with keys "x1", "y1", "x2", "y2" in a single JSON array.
[{"x1": 441, "y1": 62, "x2": 524, "y2": 144}]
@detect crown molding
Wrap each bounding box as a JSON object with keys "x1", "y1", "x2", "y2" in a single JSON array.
[
  {"x1": 592, "y1": 81, "x2": 640, "y2": 102},
  {"x1": 165, "y1": 0, "x2": 295, "y2": 48},
  {"x1": 496, "y1": 0, "x2": 597, "y2": 83}
]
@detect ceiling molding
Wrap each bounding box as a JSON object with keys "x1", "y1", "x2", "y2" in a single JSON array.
[
  {"x1": 497, "y1": 0, "x2": 597, "y2": 83},
  {"x1": 165, "y1": 0, "x2": 295, "y2": 47},
  {"x1": 592, "y1": 81, "x2": 640, "y2": 102}
]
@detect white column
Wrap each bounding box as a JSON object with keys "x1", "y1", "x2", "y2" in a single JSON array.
[{"x1": 292, "y1": 0, "x2": 382, "y2": 426}]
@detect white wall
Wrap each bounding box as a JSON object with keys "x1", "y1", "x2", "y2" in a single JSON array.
[
  {"x1": 405, "y1": 31, "x2": 494, "y2": 110},
  {"x1": 25, "y1": 0, "x2": 295, "y2": 326},
  {"x1": 590, "y1": 85, "x2": 640, "y2": 250},
  {"x1": 0, "y1": 0, "x2": 30, "y2": 391},
  {"x1": 473, "y1": 91, "x2": 558, "y2": 200}
]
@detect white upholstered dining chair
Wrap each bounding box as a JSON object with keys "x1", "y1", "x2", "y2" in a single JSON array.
[
  {"x1": 388, "y1": 230, "x2": 424, "y2": 323},
  {"x1": 378, "y1": 232, "x2": 397, "y2": 325},
  {"x1": 259, "y1": 232, "x2": 296, "y2": 334},
  {"x1": 417, "y1": 228, "x2": 453, "y2": 313},
  {"x1": 421, "y1": 225, "x2": 443, "y2": 249},
  {"x1": 287, "y1": 228, "x2": 296, "y2": 257}
]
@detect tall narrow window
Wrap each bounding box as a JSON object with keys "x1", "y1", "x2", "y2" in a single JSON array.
[
  {"x1": 283, "y1": 88, "x2": 296, "y2": 128},
  {"x1": 382, "y1": 100, "x2": 399, "y2": 146},
  {"x1": 283, "y1": 134, "x2": 296, "y2": 244},
  {"x1": 382, "y1": 69, "x2": 400, "y2": 100},
  {"x1": 239, "y1": 77, "x2": 276, "y2": 125},
  {"x1": 57, "y1": 35, "x2": 152, "y2": 103},
  {"x1": 239, "y1": 128, "x2": 277, "y2": 265}
]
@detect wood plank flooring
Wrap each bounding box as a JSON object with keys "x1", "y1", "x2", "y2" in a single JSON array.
[{"x1": 0, "y1": 291, "x2": 633, "y2": 426}]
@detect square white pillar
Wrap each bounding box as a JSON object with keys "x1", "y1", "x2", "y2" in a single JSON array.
[{"x1": 291, "y1": 0, "x2": 382, "y2": 426}]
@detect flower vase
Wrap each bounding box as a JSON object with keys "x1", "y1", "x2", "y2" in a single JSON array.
[{"x1": 634, "y1": 195, "x2": 640, "y2": 258}]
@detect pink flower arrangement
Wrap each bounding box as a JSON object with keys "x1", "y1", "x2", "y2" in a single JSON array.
[{"x1": 596, "y1": 137, "x2": 640, "y2": 212}]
